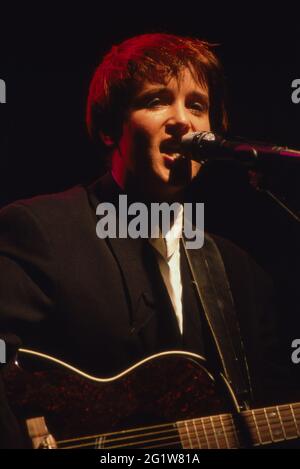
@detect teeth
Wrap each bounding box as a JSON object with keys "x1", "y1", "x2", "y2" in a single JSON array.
[
  {"x1": 164, "y1": 152, "x2": 180, "y2": 158},
  {"x1": 162, "y1": 150, "x2": 184, "y2": 160}
]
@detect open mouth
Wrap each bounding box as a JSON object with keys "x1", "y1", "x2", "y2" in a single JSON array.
[
  {"x1": 160, "y1": 141, "x2": 183, "y2": 161},
  {"x1": 163, "y1": 152, "x2": 181, "y2": 160}
]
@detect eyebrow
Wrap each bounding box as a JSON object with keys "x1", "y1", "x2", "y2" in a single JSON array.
[
  {"x1": 187, "y1": 91, "x2": 209, "y2": 105},
  {"x1": 134, "y1": 86, "x2": 209, "y2": 104}
]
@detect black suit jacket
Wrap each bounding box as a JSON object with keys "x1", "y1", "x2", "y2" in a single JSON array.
[{"x1": 0, "y1": 173, "x2": 296, "y2": 446}]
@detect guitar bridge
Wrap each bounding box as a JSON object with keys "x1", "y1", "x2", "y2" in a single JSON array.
[{"x1": 26, "y1": 417, "x2": 57, "y2": 449}]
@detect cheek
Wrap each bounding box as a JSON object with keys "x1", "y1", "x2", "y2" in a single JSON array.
[
  {"x1": 129, "y1": 111, "x2": 162, "y2": 143},
  {"x1": 120, "y1": 122, "x2": 157, "y2": 171},
  {"x1": 129, "y1": 128, "x2": 161, "y2": 162},
  {"x1": 194, "y1": 115, "x2": 211, "y2": 132}
]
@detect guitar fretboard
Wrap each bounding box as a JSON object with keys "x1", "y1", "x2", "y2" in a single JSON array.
[{"x1": 178, "y1": 402, "x2": 300, "y2": 449}]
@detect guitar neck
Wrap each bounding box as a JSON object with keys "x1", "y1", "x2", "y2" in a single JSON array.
[
  {"x1": 178, "y1": 402, "x2": 300, "y2": 449},
  {"x1": 241, "y1": 402, "x2": 300, "y2": 447}
]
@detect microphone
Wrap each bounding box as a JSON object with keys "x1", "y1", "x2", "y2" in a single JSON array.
[{"x1": 181, "y1": 131, "x2": 300, "y2": 167}]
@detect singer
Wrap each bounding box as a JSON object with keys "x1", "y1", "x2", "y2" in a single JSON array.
[{"x1": 0, "y1": 33, "x2": 298, "y2": 449}]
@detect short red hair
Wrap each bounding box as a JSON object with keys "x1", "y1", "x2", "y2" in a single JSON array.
[{"x1": 86, "y1": 33, "x2": 228, "y2": 145}]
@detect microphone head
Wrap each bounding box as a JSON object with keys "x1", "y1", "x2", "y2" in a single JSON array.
[
  {"x1": 181, "y1": 131, "x2": 218, "y2": 159},
  {"x1": 181, "y1": 131, "x2": 217, "y2": 147}
]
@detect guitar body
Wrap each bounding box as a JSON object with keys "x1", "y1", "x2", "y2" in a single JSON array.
[{"x1": 2, "y1": 349, "x2": 232, "y2": 448}]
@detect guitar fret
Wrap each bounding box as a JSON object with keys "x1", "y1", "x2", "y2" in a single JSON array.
[
  {"x1": 278, "y1": 405, "x2": 298, "y2": 440},
  {"x1": 249, "y1": 409, "x2": 273, "y2": 445},
  {"x1": 276, "y1": 406, "x2": 287, "y2": 440},
  {"x1": 177, "y1": 421, "x2": 192, "y2": 449},
  {"x1": 290, "y1": 405, "x2": 300, "y2": 436},
  {"x1": 244, "y1": 407, "x2": 287, "y2": 445},
  {"x1": 201, "y1": 417, "x2": 213, "y2": 448},
  {"x1": 219, "y1": 415, "x2": 229, "y2": 448},
  {"x1": 184, "y1": 421, "x2": 193, "y2": 449},
  {"x1": 210, "y1": 416, "x2": 220, "y2": 449},
  {"x1": 185, "y1": 419, "x2": 204, "y2": 449},
  {"x1": 264, "y1": 407, "x2": 284, "y2": 442},
  {"x1": 215, "y1": 415, "x2": 232, "y2": 448},
  {"x1": 199, "y1": 417, "x2": 210, "y2": 448},
  {"x1": 244, "y1": 411, "x2": 273, "y2": 445},
  {"x1": 210, "y1": 415, "x2": 227, "y2": 449},
  {"x1": 192, "y1": 419, "x2": 202, "y2": 448},
  {"x1": 293, "y1": 404, "x2": 300, "y2": 422},
  {"x1": 202, "y1": 416, "x2": 218, "y2": 449},
  {"x1": 221, "y1": 415, "x2": 239, "y2": 449},
  {"x1": 252, "y1": 409, "x2": 277, "y2": 444},
  {"x1": 252, "y1": 410, "x2": 263, "y2": 445},
  {"x1": 215, "y1": 415, "x2": 239, "y2": 448},
  {"x1": 263, "y1": 408, "x2": 274, "y2": 443},
  {"x1": 228, "y1": 415, "x2": 240, "y2": 447},
  {"x1": 243, "y1": 413, "x2": 256, "y2": 443},
  {"x1": 194, "y1": 418, "x2": 211, "y2": 449},
  {"x1": 216, "y1": 416, "x2": 238, "y2": 448}
]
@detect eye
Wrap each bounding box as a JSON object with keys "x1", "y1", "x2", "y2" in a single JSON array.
[
  {"x1": 146, "y1": 97, "x2": 162, "y2": 108},
  {"x1": 190, "y1": 101, "x2": 207, "y2": 113}
]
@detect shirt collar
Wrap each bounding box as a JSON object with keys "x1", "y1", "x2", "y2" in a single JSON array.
[{"x1": 149, "y1": 205, "x2": 183, "y2": 260}]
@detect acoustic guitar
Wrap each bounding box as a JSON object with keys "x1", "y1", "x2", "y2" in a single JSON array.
[{"x1": 2, "y1": 348, "x2": 300, "y2": 449}]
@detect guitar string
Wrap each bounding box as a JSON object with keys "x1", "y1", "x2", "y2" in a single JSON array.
[
  {"x1": 59, "y1": 426, "x2": 240, "y2": 449},
  {"x1": 57, "y1": 419, "x2": 241, "y2": 449},
  {"x1": 61, "y1": 434, "x2": 182, "y2": 449},
  {"x1": 56, "y1": 414, "x2": 299, "y2": 449},
  {"x1": 60, "y1": 417, "x2": 299, "y2": 450},
  {"x1": 55, "y1": 402, "x2": 300, "y2": 446},
  {"x1": 60, "y1": 427, "x2": 239, "y2": 450},
  {"x1": 58, "y1": 415, "x2": 237, "y2": 444},
  {"x1": 63, "y1": 440, "x2": 182, "y2": 450},
  {"x1": 56, "y1": 414, "x2": 237, "y2": 444},
  {"x1": 57, "y1": 413, "x2": 298, "y2": 447},
  {"x1": 59, "y1": 426, "x2": 177, "y2": 448}
]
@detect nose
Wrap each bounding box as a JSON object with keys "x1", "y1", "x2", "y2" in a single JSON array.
[{"x1": 165, "y1": 103, "x2": 191, "y2": 138}]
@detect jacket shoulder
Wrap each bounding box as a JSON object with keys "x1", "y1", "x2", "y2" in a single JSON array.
[{"x1": 0, "y1": 185, "x2": 91, "y2": 227}]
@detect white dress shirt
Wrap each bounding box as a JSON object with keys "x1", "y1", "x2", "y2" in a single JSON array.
[{"x1": 148, "y1": 205, "x2": 184, "y2": 334}]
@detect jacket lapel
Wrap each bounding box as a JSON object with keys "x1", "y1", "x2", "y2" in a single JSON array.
[{"x1": 86, "y1": 173, "x2": 158, "y2": 337}]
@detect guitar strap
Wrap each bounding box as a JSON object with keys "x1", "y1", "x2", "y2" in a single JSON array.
[{"x1": 182, "y1": 234, "x2": 253, "y2": 408}]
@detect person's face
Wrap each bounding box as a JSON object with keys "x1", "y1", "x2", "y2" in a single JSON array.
[{"x1": 111, "y1": 67, "x2": 211, "y2": 200}]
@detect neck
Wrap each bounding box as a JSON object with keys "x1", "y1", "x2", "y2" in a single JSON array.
[{"x1": 111, "y1": 171, "x2": 186, "y2": 206}]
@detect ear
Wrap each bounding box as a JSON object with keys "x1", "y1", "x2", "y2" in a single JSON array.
[{"x1": 99, "y1": 131, "x2": 115, "y2": 147}]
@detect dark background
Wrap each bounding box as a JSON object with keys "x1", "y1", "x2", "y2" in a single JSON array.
[{"x1": 0, "y1": 5, "x2": 299, "y2": 285}]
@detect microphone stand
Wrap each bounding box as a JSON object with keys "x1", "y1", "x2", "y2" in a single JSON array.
[{"x1": 260, "y1": 189, "x2": 300, "y2": 224}]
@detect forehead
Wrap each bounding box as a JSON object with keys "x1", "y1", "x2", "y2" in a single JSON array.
[{"x1": 135, "y1": 67, "x2": 209, "y2": 96}]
